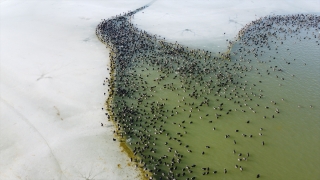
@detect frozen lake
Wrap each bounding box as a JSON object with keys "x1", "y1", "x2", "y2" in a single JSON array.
[{"x1": 1, "y1": 0, "x2": 319, "y2": 179}]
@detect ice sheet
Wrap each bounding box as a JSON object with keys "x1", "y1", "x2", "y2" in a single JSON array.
[
  {"x1": 0, "y1": 0, "x2": 149, "y2": 179},
  {"x1": 133, "y1": 0, "x2": 320, "y2": 52}
]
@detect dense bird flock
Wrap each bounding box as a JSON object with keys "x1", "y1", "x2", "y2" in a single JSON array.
[{"x1": 96, "y1": 4, "x2": 319, "y2": 180}]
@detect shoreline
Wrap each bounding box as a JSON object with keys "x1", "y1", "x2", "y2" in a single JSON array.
[
  {"x1": 105, "y1": 49, "x2": 151, "y2": 179},
  {"x1": 96, "y1": 5, "x2": 154, "y2": 179}
]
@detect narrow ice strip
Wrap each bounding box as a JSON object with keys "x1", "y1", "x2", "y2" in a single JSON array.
[
  {"x1": 0, "y1": 0, "x2": 149, "y2": 179},
  {"x1": 133, "y1": 0, "x2": 320, "y2": 53}
]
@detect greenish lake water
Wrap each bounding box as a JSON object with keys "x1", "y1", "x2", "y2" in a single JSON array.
[{"x1": 101, "y1": 13, "x2": 320, "y2": 180}]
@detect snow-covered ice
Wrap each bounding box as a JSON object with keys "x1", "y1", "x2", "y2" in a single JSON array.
[
  {"x1": 134, "y1": 0, "x2": 320, "y2": 52},
  {"x1": 0, "y1": 0, "x2": 149, "y2": 179},
  {"x1": 1, "y1": 0, "x2": 319, "y2": 179}
]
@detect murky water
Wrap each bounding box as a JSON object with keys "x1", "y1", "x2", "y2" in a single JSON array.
[
  {"x1": 224, "y1": 27, "x2": 320, "y2": 179},
  {"x1": 97, "y1": 10, "x2": 320, "y2": 179}
]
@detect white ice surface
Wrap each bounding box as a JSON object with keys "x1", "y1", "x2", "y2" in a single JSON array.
[
  {"x1": 1, "y1": 0, "x2": 320, "y2": 180},
  {"x1": 0, "y1": 0, "x2": 149, "y2": 179},
  {"x1": 133, "y1": 0, "x2": 320, "y2": 53}
]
